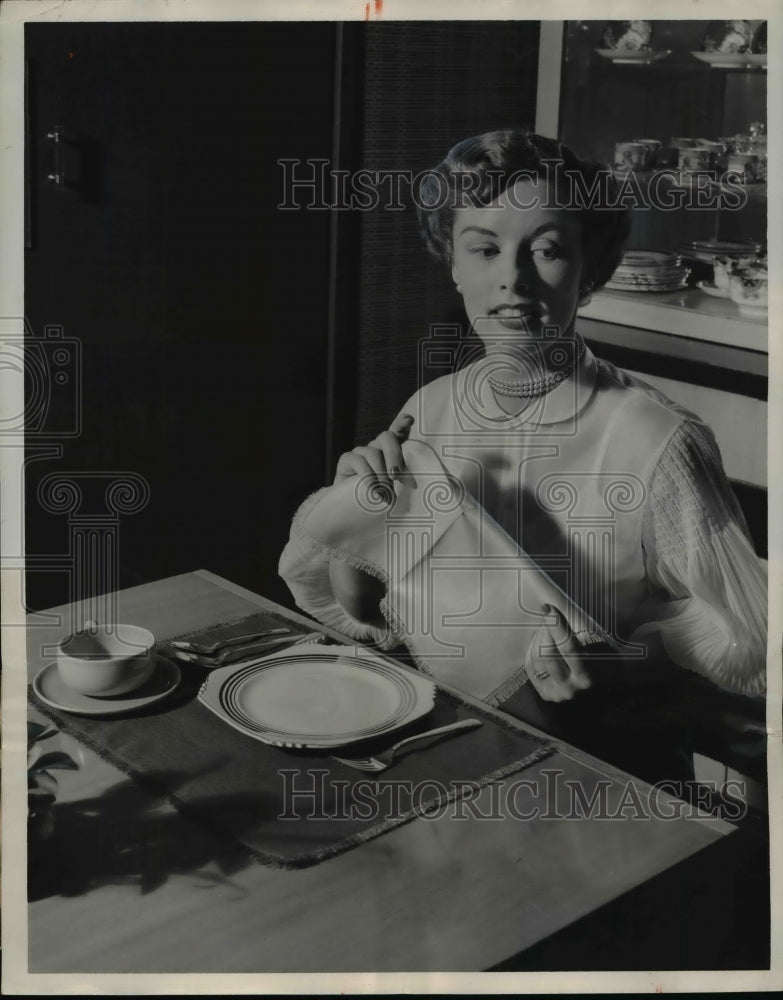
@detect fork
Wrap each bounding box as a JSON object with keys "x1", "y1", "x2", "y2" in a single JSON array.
[
  {"x1": 331, "y1": 718, "x2": 482, "y2": 773},
  {"x1": 169, "y1": 630, "x2": 326, "y2": 667},
  {"x1": 170, "y1": 626, "x2": 292, "y2": 655}
]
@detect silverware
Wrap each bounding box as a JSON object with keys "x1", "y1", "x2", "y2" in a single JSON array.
[
  {"x1": 331, "y1": 718, "x2": 482, "y2": 773},
  {"x1": 169, "y1": 631, "x2": 326, "y2": 667},
  {"x1": 171, "y1": 626, "x2": 292, "y2": 655}
]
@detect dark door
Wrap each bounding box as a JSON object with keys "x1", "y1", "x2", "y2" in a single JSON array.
[{"x1": 25, "y1": 22, "x2": 338, "y2": 610}]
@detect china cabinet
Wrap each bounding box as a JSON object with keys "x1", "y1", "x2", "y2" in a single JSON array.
[{"x1": 536, "y1": 20, "x2": 768, "y2": 510}]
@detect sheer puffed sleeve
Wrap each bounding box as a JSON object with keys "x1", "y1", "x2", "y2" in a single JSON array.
[
  {"x1": 630, "y1": 418, "x2": 767, "y2": 695},
  {"x1": 278, "y1": 391, "x2": 424, "y2": 647},
  {"x1": 278, "y1": 487, "x2": 398, "y2": 648}
]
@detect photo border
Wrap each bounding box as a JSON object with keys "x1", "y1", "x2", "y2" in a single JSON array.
[{"x1": 2, "y1": 0, "x2": 781, "y2": 993}]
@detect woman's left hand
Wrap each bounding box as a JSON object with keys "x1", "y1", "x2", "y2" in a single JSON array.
[{"x1": 525, "y1": 605, "x2": 594, "y2": 702}]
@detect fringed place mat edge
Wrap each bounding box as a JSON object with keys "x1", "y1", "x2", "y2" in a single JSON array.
[{"x1": 288, "y1": 741, "x2": 557, "y2": 870}]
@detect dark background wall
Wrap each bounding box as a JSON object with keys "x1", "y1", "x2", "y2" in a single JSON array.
[{"x1": 24, "y1": 20, "x2": 542, "y2": 613}]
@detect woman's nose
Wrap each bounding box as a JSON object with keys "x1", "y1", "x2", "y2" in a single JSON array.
[{"x1": 499, "y1": 253, "x2": 534, "y2": 293}]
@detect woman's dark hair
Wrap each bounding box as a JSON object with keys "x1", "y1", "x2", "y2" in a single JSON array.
[{"x1": 416, "y1": 130, "x2": 631, "y2": 291}]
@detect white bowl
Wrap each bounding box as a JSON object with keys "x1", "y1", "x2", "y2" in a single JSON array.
[{"x1": 56, "y1": 623, "x2": 157, "y2": 696}]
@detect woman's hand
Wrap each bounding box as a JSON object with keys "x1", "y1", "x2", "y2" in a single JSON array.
[
  {"x1": 328, "y1": 412, "x2": 415, "y2": 627},
  {"x1": 526, "y1": 605, "x2": 594, "y2": 702},
  {"x1": 333, "y1": 413, "x2": 415, "y2": 488}
]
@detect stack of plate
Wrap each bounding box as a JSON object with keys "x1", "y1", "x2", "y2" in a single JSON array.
[
  {"x1": 679, "y1": 239, "x2": 762, "y2": 264},
  {"x1": 605, "y1": 250, "x2": 689, "y2": 293}
]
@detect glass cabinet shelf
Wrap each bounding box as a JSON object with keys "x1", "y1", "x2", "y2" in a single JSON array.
[
  {"x1": 538, "y1": 19, "x2": 769, "y2": 352},
  {"x1": 579, "y1": 286, "x2": 767, "y2": 353}
]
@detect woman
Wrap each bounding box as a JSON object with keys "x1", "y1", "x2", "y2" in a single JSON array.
[{"x1": 279, "y1": 131, "x2": 767, "y2": 727}]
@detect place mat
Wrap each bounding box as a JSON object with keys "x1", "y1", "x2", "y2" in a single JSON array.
[{"x1": 30, "y1": 619, "x2": 554, "y2": 870}]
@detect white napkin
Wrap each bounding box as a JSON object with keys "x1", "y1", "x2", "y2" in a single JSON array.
[{"x1": 301, "y1": 440, "x2": 611, "y2": 704}]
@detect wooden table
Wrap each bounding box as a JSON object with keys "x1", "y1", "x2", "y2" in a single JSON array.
[{"x1": 25, "y1": 570, "x2": 740, "y2": 974}]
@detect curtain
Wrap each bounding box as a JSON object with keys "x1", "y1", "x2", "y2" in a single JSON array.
[{"x1": 352, "y1": 21, "x2": 543, "y2": 446}]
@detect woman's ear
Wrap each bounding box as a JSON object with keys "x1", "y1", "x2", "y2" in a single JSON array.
[
  {"x1": 451, "y1": 261, "x2": 462, "y2": 293},
  {"x1": 577, "y1": 273, "x2": 595, "y2": 307}
]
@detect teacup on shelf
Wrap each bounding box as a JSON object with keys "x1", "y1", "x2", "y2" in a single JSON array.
[
  {"x1": 712, "y1": 257, "x2": 732, "y2": 291},
  {"x1": 701, "y1": 20, "x2": 752, "y2": 54},
  {"x1": 601, "y1": 20, "x2": 653, "y2": 51},
  {"x1": 726, "y1": 152, "x2": 760, "y2": 183},
  {"x1": 694, "y1": 140, "x2": 725, "y2": 169},
  {"x1": 632, "y1": 138, "x2": 661, "y2": 170},
  {"x1": 729, "y1": 260, "x2": 768, "y2": 316},
  {"x1": 614, "y1": 141, "x2": 648, "y2": 172},
  {"x1": 678, "y1": 147, "x2": 712, "y2": 173}
]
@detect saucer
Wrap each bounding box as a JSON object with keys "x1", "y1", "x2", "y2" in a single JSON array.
[
  {"x1": 691, "y1": 51, "x2": 765, "y2": 69},
  {"x1": 595, "y1": 48, "x2": 671, "y2": 65},
  {"x1": 33, "y1": 655, "x2": 181, "y2": 716},
  {"x1": 736, "y1": 303, "x2": 768, "y2": 317}
]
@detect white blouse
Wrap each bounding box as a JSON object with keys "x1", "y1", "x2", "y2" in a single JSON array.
[{"x1": 279, "y1": 346, "x2": 767, "y2": 697}]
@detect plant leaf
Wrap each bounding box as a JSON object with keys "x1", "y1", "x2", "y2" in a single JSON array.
[
  {"x1": 33, "y1": 751, "x2": 79, "y2": 772},
  {"x1": 28, "y1": 784, "x2": 55, "y2": 798},
  {"x1": 27, "y1": 723, "x2": 58, "y2": 750},
  {"x1": 31, "y1": 771, "x2": 58, "y2": 795},
  {"x1": 28, "y1": 721, "x2": 48, "y2": 741}
]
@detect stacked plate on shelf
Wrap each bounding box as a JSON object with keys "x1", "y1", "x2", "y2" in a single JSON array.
[
  {"x1": 605, "y1": 250, "x2": 689, "y2": 293},
  {"x1": 679, "y1": 238, "x2": 763, "y2": 264}
]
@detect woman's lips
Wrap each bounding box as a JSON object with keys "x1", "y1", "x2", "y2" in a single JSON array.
[{"x1": 491, "y1": 305, "x2": 541, "y2": 329}]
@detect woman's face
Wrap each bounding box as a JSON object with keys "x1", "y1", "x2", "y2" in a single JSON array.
[{"x1": 450, "y1": 178, "x2": 585, "y2": 353}]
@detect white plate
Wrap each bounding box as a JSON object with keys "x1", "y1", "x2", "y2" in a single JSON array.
[
  {"x1": 595, "y1": 48, "x2": 671, "y2": 64},
  {"x1": 33, "y1": 655, "x2": 181, "y2": 716},
  {"x1": 688, "y1": 239, "x2": 762, "y2": 254},
  {"x1": 618, "y1": 250, "x2": 681, "y2": 265},
  {"x1": 612, "y1": 270, "x2": 685, "y2": 281},
  {"x1": 605, "y1": 278, "x2": 688, "y2": 293},
  {"x1": 198, "y1": 643, "x2": 436, "y2": 748},
  {"x1": 614, "y1": 264, "x2": 684, "y2": 274},
  {"x1": 609, "y1": 271, "x2": 688, "y2": 287},
  {"x1": 697, "y1": 280, "x2": 731, "y2": 299},
  {"x1": 691, "y1": 51, "x2": 765, "y2": 69}
]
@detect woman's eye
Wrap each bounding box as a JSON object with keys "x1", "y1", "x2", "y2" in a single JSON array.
[
  {"x1": 531, "y1": 242, "x2": 564, "y2": 260},
  {"x1": 468, "y1": 245, "x2": 499, "y2": 259}
]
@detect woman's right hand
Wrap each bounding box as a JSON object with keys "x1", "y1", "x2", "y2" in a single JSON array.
[
  {"x1": 332, "y1": 413, "x2": 415, "y2": 488},
  {"x1": 328, "y1": 412, "x2": 415, "y2": 627}
]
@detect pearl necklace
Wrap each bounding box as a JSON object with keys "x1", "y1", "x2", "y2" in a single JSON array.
[{"x1": 487, "y1": 335, "x2": 586, "y2": 398}]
